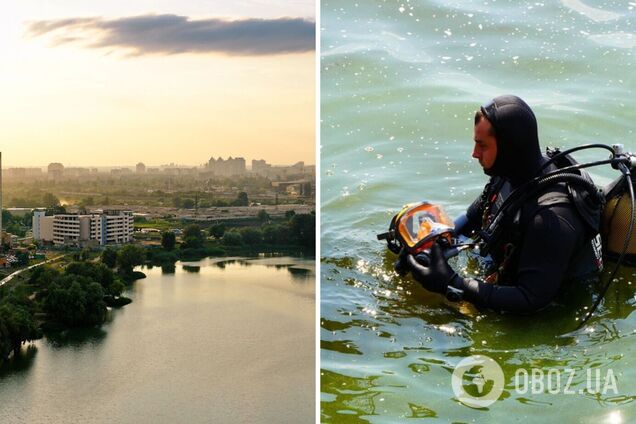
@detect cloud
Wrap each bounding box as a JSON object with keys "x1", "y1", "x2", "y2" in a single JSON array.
[{"x1": 26, "y1": 14, "x2": 315, "y2": 56}]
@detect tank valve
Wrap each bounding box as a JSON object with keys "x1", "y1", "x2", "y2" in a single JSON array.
[{"x1": 612, "y1": 143, "x2": 624, "y2": 155}]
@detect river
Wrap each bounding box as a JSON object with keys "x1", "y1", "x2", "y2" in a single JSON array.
[
  {"x1": 0, "y1": 256, "x2": 315, "y2": 423},
  {"x1": 321, "y1": 0, "x2": 635, "y2": 422}
]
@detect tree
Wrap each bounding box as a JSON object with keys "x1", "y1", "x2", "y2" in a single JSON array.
[
  {"x1": 0, "y1": 303, "x2": 39, "y2": 355},
  {"x1": 116, "y1": 244, "x2": 146, "y2": 274},
  {"x1": 182, "y1": 224, "x2": 204, "y2": 249},
  {"x1": 15, "y1": 251, "x2": 29, "y2": 266},
  {"x1": 101, "y1": 247, "x2": 118, "y2": 268},
  {"x1": 65, "y1": 261, "x2": 122, "y2": 296},
  {"x1": 222, "y1": 231, "x2": 243, "y2": 246},
  {"x1": 257, "y1": 209, "x2": 270, "y2": 223},
  {"x1": 43, "y1": 276, "x2": 106, "y2": 326},
  {"x1": 2, "y1": 210, "x2": 12, "y2": 226},
  {"x1": 29, "y1": 265, "x2": 61, "y2": 288},
  {"x1": 291, "y1": 214, "x2": 315, "y2": 249},
  {"x1": 182, "y1": 198, "x2": 195, "y2": 209},
  {"x1": 233, "y1": 192, "x2": 249, "y2": 206},
  {"x1": 80, "y1": 248, "x2": 91, "y2": 261},
  {"x1": 210, "y1": 224, "x2": 226, "y2": 239},
  {"x1": 240, "y1": 227, "x2": 263, "y2": 245},
  {"x1": 285, "y1": 210, "x2": 296, "y2": 220},
  {"x1": 161, "y1": 231, "x2": 176, "y2": 250}
]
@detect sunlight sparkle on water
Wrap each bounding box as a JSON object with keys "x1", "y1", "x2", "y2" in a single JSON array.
[
  {"x1": 605, "y1": 411, "x2": 622, "y2": 424},
  {"x1": 438, "y1": 325, "x2": 456, "y2": 335}
]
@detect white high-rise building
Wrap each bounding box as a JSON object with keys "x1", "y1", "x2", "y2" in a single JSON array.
[{"x1": 33, "y1": 210, "x2": 134, "y2": 247}]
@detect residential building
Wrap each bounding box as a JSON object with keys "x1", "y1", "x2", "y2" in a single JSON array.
[
  {"x1": 207, "y1": 156, "x2": 246, "y2": 176},
  {"x1": 252, "y1": 159, "x2": 271, "y2": 176},
  {"x1": 33, "y1": 210, "x2": 134, "y2": 247},
  {"x1": 47, "y1": 162, "x2": 64, "y2": 179}
]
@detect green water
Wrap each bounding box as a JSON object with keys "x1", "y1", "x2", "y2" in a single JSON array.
[
  {"x1": 0, "y1": 257, "x2": 315, "y2": 423},
  {"x1": 321, "y1": 0, "x2": 635, "y2": 422}
]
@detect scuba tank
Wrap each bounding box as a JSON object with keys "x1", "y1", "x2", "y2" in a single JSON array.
[{"x1": 602, "y1": 172, "x2": 636, "y2": 264}]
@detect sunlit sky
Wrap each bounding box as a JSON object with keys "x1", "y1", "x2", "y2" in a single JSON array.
[{"x1": 0, "y1": 1, "x2": 315, "y2": 167}]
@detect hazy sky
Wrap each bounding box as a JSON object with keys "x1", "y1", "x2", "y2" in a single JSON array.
[{"x1": 0, "y1": 1, "x2": 315, "y2": 167}]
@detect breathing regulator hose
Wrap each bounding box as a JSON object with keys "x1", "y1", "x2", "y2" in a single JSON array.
[{"x1": 479, "y1": 172, "x2": 602, "y2": 256}]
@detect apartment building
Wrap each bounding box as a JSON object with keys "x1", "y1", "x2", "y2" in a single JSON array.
[{"x1": 33, "y1": 210, "x2": 134, "y2": 247}]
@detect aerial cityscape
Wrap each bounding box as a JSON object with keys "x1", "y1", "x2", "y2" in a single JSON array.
[
  {"x1": 0, "y1": 0, "x2": 315, "y2": 421},
  {"x1": 0, "y1": 153, "x2": 314, "y2": 250}
]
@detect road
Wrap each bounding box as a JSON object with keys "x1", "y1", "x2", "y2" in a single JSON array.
[{"x1": 0, "y1": 254, "x2": 67, "y2": 287}]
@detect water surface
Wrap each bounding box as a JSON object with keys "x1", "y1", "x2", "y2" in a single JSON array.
[
  {"x1": 0, "y1": 257, "x2": 315, "y2": 423},
  {"x1": 321, "y1": 0, "x2": 635, "y2": 421}
]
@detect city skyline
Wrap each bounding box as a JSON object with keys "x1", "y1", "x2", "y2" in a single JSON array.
[
  {"x1": 0, "y1": 1, "x2": 315, "y2": 167},
  {"x1": 1, "y1": 157, "x2": 315, "y2": 169}
]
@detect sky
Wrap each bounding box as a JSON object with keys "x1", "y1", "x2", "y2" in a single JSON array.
[{"x1": 0, "y1": 1, "x2": 315, "y2": 167}]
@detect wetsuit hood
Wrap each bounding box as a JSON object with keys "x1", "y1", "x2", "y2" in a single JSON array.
[{"x1": 481, "y1": 95, "x2": 543, "y2": 186}]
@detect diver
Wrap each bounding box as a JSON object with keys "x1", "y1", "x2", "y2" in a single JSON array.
[{"x1": 403, "y1": 95, "x2": 604, "y2": 313}]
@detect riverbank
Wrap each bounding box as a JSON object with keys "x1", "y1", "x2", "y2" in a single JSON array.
[{"x1": 0, "y1": 254, "x2": 144, "y2": 366}]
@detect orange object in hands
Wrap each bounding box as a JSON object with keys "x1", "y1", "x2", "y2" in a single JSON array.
[{"x1": 378, "y1": 201, "x2": 454, "y2": 254}]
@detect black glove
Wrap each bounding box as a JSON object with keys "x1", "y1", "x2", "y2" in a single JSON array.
[
  {"x1": 393, "y1": 250, "x2": 409, "y2": 276},
  {"x1": 405, "y1": 241, "x2": 461, "y2": 294}
]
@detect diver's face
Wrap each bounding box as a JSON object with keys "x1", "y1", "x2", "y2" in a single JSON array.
[{"x1": 472, "y1": 118, "x2": 497, "y2": 171}]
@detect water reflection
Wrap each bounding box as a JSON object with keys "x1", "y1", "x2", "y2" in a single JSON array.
[
  {"x1": 43, "y1": 326, "x2": 107, "y2": 349},
  {"x1": 287, "y1": 266, "x2": 314, "y2": 282},
  {"x1": 161, "y1": 263, "x2": 176, "y2": 274},
  {"x1": 321, "y1": 369, "x2": 384, "y2": 422},
  {"x1": 182, "y1": 265, "x2": 200, "y2": 273},
  {"x1": 215, "y1": 259, "x2": 237, "y2": 269},
  {"x1": 1, "y1": 256, "x2": 315, "y2": 423},
  {"x1": 0, "y1": 345, "x2": 37, "y2": 378}
]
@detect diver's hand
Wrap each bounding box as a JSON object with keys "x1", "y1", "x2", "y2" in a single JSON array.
[
  {"x1": 405, "y1": 242, "x2": 460, "y2": 294},
  {"x1": 393, "y1": 250, "x2": 409, "y2": 276}
]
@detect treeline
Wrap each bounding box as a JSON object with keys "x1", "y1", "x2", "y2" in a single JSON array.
[
  {"x1": 217, "y1": 212, "x2": 315, "y2": 251},
  {"x1": 0, "y1": 246, "x2": 147, "y2": 365},
  {"x1": 5, "y1": 173, "x2": 307, "y2": 208},
  {"x1": 145, "y1": 211, "x2": 315, "y2": 265}
]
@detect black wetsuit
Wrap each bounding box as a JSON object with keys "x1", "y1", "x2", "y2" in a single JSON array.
[
  {"x1": 456, "y1": 171, "x2": 601, "y2": 313},
  {"x1": 451, "y1": 95, "x2": 601, "y2": 313}
]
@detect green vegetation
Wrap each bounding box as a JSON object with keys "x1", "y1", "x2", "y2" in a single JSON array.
[
  {"x1": 143, "y1": 212, "x2": 315, "y2": 267},
  {"x1": 0, "y1": 296, "x2": 39, "y2": 361},
  {"x1": 161, "y1": 231, "x2": 176, "y2": 250},
  {"x1": 101, "y1": 247, "x2": 118, "y2": 268},
  {"x1": 2, "y1": 210, "x2": 32, "y2": 238},
  {"x1": 5, "y1": 173, "x2": 308, "y2": 208},
  {"x1": 116, "y1": 245, "x2": 146, "y2": 280},
  {"x1": 210, "y1": 224, "x2": 226, "y2": 239},
  {"x1": 134, "y1": 217, "x2": 178, "y2": 231},
  {"x1": 181, "y1": 224, "x2": 204, "y2": 249},
  {"x1": 0, "y1": 241, "x2": 153, "y2": 365}
]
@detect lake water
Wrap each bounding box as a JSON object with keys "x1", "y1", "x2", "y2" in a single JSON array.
[
  {"x1": 321, "y1": 0, "x2": 635, "y2": 422},
  {"x1": 0, "y1": 257, "x2": 315, "y2": 423}
]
